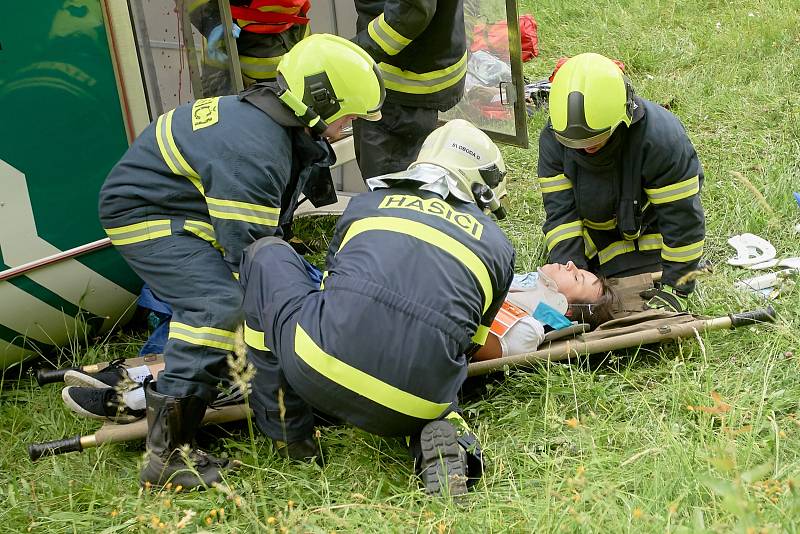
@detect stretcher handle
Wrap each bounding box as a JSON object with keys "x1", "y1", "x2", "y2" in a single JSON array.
[
  {"x1": 729, "y1": 306, "x2": 776, "y2": 328},
  {"x1": 28, "y1": 435, "x2": 83, "y2": 461},
  {"x1": 35, "y1": 367, "x2": 78, "y2": 386}
]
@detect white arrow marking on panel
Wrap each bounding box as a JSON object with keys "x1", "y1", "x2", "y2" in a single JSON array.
[
  {"x1": 0, "y1": 282, "x2": 80, "y2": 345},
  {"x1": 0, "y1": 160, "x2": 137, "y2": 326}
]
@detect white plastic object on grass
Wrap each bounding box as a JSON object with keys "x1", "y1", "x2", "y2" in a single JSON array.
[
  {"x1": 749, "y1": 257, "x2": 800, "y2": 270},
  {"x1": 727, "y1": 233, "x2": 776, "y2": 266},
  {"x1": 735, "y1": 269, "x2": 798, "y2": 292}
]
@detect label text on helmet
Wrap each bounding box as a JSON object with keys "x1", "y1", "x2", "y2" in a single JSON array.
[
  {"x1": 379, "y1": 194, "x2": 484, "y2": 239},
  {"x1": 449, "y1": 141, "x2": 481, "y2": 161}
]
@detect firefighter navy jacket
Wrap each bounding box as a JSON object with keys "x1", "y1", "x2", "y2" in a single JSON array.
[
  {"x1": 98, "y1": 94, "x2": 332, "y2": 271},
  {"x1": 353, "y1": 0, "x2": 467, "y2": 110},
  {"x1": 537, "y1": 97, "x2": 705, "y2": 293},
  {"x1": 306, "y1": 187, "x2": 515, "y2": 424}
]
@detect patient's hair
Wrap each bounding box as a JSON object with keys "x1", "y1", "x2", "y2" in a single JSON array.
[{"x1": 567, "y1": 276, "x2": 617, "y2": 330}]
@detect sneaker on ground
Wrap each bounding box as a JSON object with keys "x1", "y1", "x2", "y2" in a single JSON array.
[
  {"x1": 61, "y1": 386, "x2": 145, "y2": 424},
  {"x1": 63, "y1": 361, "x2": 131, "y2": 389},
  {"x1": 416, "y1": 420, "x2": 469, "y2": 497}
]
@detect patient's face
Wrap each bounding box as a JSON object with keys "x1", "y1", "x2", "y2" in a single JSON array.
[{"x1": 539, "y1": 261, "x2": 602, "y2": 304}]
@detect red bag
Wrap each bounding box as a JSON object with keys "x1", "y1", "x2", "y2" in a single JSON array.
[{"x1": 471, "y1": 15, "x2": 539, "y2": 63}]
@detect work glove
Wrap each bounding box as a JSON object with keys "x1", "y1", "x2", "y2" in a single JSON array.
[
  {"x1": 207, "y1": 23, "x2": 241, "y2": 63},
  {"x1": 640, "y1": 284, "x2": 688, "y2": 313}
]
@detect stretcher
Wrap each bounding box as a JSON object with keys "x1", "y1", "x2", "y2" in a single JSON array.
[{"x1": 28, "y1": 273, "x2": 777, "y2": 461}]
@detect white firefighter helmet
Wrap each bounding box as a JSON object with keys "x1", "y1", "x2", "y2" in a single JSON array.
[{"x1": 409, "y1": 119, "x2": 508, "y2": 217}]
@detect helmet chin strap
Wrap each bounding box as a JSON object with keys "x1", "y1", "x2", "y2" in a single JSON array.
[
  {"x1": 471, "y1": 183, "x2": 507, "y2": 220},
  {"x1": 276, "y1": 87, "x2": 329, "y2": 136}
]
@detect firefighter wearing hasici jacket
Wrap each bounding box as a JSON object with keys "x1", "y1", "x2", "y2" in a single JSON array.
[
  {"x1": 240, "y1": 120, "x2": 515, "y2": 496},
  {"x1": 97, "y1": 34, "x2": 385, "y2": 490},
  {"x1": 351, "y1": 0, "x2": 467, "y2": 179},
  {"x1": 538, "y1": 53, "x2": 705, "y2": 312}
]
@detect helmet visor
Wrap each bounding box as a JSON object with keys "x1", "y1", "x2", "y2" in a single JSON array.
[{"x1": 553, "y1": 128, "x2": 612, "y2": 150}]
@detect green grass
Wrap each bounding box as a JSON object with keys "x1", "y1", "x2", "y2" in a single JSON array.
[{"x1": 3, "y1": 0, "x2": 800, "y2": 531}]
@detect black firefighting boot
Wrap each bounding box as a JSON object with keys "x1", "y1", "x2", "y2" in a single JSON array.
[
  {"x1": 410, "y1": 412, "x2": 484, "y2": 497},
  {"x1": 139, "y1": 381, "x2": 229, "y2": 490}
]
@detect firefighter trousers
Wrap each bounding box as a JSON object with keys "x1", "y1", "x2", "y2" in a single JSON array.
[
  {"x1": 111, "y1": 224, "x2": 243, "y2": 404},
  {"x1": 240, "y1": 238, "x2": 461, "y2": 442},
  {"x1": 352, "y1": 101, "x2": 439, "y2": 180},
  {"x1": 240, "y1": 238, "x2": 317, "y2": 442}
]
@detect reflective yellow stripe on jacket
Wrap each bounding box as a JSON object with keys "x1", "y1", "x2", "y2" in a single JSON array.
[
  {"x1": 544, "y1": 220, "x2": 583, "y2": 252},
  {"x1": 368, "y1": 13, "x2": 412, "y2": 56},
  {"x1": 598, "y1": 240, "x2": 637, "y2": 265},
  {"x1": 583, "y1": 217, "x2": 617, "y2": 231},
  {"x1": 156, "y1": 107, "x2": 280, "y2": 227},
  {"x1": 538, "y1": 174, "x2": 572, "y2": 194},
  {"x1": 644, "y1": 176, "x2": 700, "y2": 205},
  {"x1": 637, "y1": 233, "x2": 663, "y2": 252},
  {"x1": 105, "y1": 219, "x2": 172, "y2": 246},
  {"x1": 239, "y1": 54, "x2": 282, "y2": 80},
  {"x1": 294, "y1": 324, "x2": 450, "y2": 420},
  {"x1": 662, "y1": 239, "x2": 704, "y2": 263},
  {"x1": 155, "y1": 109, "x2": 205, "y2": 194},
  {"x1": 244, "y1": 323, "x2": 268, "y2": 351},
  {"x1": 583, "y1": 230, "x2": 598, "y2": 259},
  {"x1": 206, "y1": 197, "x2": 280, "y2": 227},
  {"x1": 183, "y1": 219, "x2": 223, "y2": 252},
  {"x1": 379, "y1": 52, "x2": 467, "y2": 95},
  {"x1": 169, "y1": 321, "x2": 237, "y2": 351},
  {"x1": 338, "y1": 216, "x2": 493, "y2": 313}
]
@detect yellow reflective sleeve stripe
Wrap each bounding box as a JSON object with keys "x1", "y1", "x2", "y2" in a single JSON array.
[
  {"x1": 239, "y1": 54, "x2": 283, "y2": 80},
  {"x1": 379, "y1": 52, "x2": 467, "y2": 94},
  {"x1": 244, "y1": 323, "x2": 268, "y2": 351},
  {"x1": 105, "y1": 219, "x2": 172, "y2": 246},
  {"x1": 183, "y1": 220, "x2": 223, "y2": 252},
  {"x1": 368, "y1": 13, "x2": 412, "y2": 56},
  {"x1": 644, "y1": 176, "x2": 700, "y2": 205},
  {"x1": 377, "y1": 14, "x2": 412, "y2": 46},
  {"x1": 338, "y1": 216, "x2": 493, "y2": 313},
  {"x1": 598, "y1": 240, "x2": 637, "y2": 265},
  {"x1": 538, "y1": 174, "x2": 572, "y2": 193},
  {"x1": 583, "y1": 217, "x2": 617, "y2": 231},
  {"x1": 295, "y1": 324, "x2": 450, "y2": 420},
  {"x1": 583, "y1": 230, "x2": 598, "y2": 259},
  {"x1": 544, "y1": 220, "x2": 583, "y2": 252},
  {"x1": 155, "y1": 109, "x2": 205, "y2": 194},
  {"x1": 320, "y1": 270, "x2": 328, "y2": 290},
  {"x1": 661, "y1": 239, "x2": 704, "y2": 262},
  {"x1": 168, "y1": 322, "x2": 236, "y2": 351},
  {"x1": 637, "y1": 233, "x2": 663, "y2": 251},
  {"x1": 472, "y1": 324, "x2": 490, "y2": 345},
  {"x1": 206, "y1": 197, "x2": 281, "y2": 226}
]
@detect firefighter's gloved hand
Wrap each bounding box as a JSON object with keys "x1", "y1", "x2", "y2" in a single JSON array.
[
  {"x1": 207, "y1": 23, "x2": 241, "y2": 63},
  {"x1": 641, "y1": 285, "x2": 688, "y2": 313}
]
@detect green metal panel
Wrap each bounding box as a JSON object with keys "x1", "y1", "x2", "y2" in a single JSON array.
[{"x1": 0, "y1": 1, "x2": 142, "y2": 367}]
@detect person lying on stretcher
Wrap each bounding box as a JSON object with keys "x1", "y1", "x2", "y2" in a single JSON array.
[
  {"x1": 473, "y1": 261, "x2": 616, "y2": 361},
  {"x1": 60, "y1": 262, "x2": 615, "y2": 422}
]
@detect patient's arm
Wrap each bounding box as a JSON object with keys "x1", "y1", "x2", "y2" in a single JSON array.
[{"x1": 472, "y1": 333, "x2": 503, "y2": 361}]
